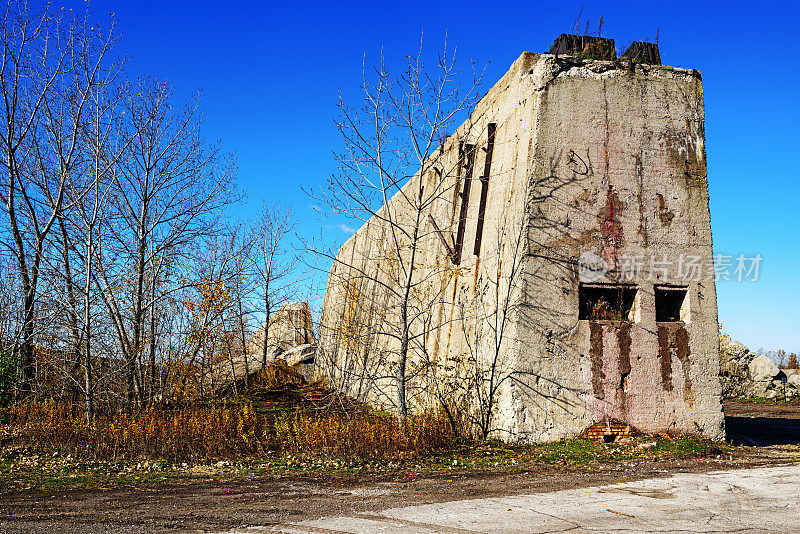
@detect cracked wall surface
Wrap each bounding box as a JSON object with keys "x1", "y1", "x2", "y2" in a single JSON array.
[{"x1": 319, "y1": 52, "x2": 725, "y2": 442}]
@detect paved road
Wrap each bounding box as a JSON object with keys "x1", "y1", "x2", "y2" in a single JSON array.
[{"x1": 223, "y1": 464, "x2": 800, "y2": 533}]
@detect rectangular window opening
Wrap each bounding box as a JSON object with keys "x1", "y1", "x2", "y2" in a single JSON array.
[
  {"x1": 579, "y1": 284, "x2": 638, "y2": 321},
  {"x1": 655, "y1": 286, "x2": 688, "y2": 322}
]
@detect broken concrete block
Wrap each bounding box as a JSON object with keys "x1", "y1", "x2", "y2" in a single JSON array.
[
  {"x1": 720, "y1": 335, "x2": 758, "y2": 398},
  {"x1": 247, "y1": 302, "x2": 315, "y2": 356},
  {"x1": 211, "y1": 302, "x2": 317, "y2": 393},
  {"x1": 748, "y1": 355, "x2": 779, "y2": 383},
  {"x1": 788, "y1": 374, "x2": 800, "y2": 389},
  {"x1": 279, "y1": 343, "x2": 316, "y2": 366}
]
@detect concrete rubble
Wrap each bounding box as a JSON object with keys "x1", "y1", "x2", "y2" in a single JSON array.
[
  {"x1": 720, "y1": 334, "x2": 798, "y2": 399},
  {"x1": 212, "y1": 302, "x2": 317, "y2": 389}
]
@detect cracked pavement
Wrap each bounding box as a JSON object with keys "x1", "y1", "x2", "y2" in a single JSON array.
[{"x1": 229, "y1": 464, "x2": 800, "y2": 533}]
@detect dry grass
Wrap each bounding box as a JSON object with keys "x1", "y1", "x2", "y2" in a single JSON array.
[
  {"x1": 2, "y1": 401, "x2": 456, "y2": 463},
  {"x1": 254, "y1": 360, "x2": 306, "y2": 388},
  {"x1": 279, "y1": 411, "x2": 456, "y2": 459}
]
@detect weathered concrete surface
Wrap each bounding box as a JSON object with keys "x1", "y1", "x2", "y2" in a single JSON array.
[
  {"x1": 248, "y1": 302, "x2": 316, "y2": 356},
  {"x1": 513, "y1": 55, "x2": 722, "y2": 441},
  {"x1": 228, "y1": 464, "x2": 800, "y2": 533},
  {"x1": 319, "y1": 51, "x2": 725, "y2": 442}
]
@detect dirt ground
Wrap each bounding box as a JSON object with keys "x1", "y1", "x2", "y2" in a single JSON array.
[{"x1": 1, "y1": 400, "x2": 799, "y2": 534}]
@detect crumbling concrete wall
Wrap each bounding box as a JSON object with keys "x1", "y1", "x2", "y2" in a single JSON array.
[
  {"x1": 319, "y1": 51, "x2": 725, "y2": 442},
  {"x1": 507, "y1": 55, "x2": 724, "y2": 441},
  {"x1": 317, "y1": 52, "x2": 537, "y2": 414}
]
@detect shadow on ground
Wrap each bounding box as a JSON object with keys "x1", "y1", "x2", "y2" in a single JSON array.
[
  {"x1": 723, "y1": 399, "x2": 800, "y2": 446},
  {"x1": 725, "y1": 416, "x2": 800, "y2": 446}
]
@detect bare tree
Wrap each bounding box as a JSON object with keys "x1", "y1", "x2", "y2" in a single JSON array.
[
  {"x1": 226, "y1": 237, "x2": 255, "y2": 391},
  {"x1": 94, "y1": 78, "x2": 238, "y2": 406},
  {"x1": 0, "y1": 3, "x2": 272, "y2": 415},
  {"x1": 252, "y1": 203, "x2": 300, "y2": 367},
  {"x1": 310, "y1": 36, "x2": 483, "y2": 420},
  {"x1": 455, "y1": 216, "x2": 526, "y2": 438},
  {"x1": 181, "y1": 230, "x2": 244, "y2": 398},
  {"x1": 0, "y1": 252, "x2": 19, "y2": 353},
  {"x1": 0, "y1": 2, "x2": 121, "y2": 396},
  {"x1": 63, "y1": 76, "x2": 128, "y2": 421}
]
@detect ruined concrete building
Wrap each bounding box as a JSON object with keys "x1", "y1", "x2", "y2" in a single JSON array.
[{"x1": 319, "y1": 37, "x2": 725, "y2": 442}]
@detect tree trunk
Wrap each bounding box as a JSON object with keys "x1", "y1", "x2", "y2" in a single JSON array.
[
  {"x1": 237, "y1": 298, "x2": 249, "y2": 390},
  {"x1": 17, "y1": 305, "x2": 35, "y2": 397},
  {"x1": 397, "y1": 318, "x2": 408, "y2": 422},
  {"x1": 18, "y1": 264, "x2": 39, "y2": 397},
  {"x1": 83, "y1": 237, "x2": 94, "y2": 424},
  {"x1": 148, "y1": 278, "x2": 158, "y2": 403},
  {"x1": 394, "y1": 195, "x2": 424, "y2": 422},
  {"x1": 59, "y1": 217, "x2": 82, "y2": 404},
  {"x1": 261, "y1": 283, "x2": 271, "y2": 368}
]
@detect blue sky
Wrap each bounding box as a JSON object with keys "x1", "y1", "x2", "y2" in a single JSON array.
[{"x1": 84, "y1": 0, "x2": 799, "y2": 354}]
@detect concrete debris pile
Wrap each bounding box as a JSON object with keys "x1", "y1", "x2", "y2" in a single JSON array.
[
  {"x1": 213, "y1": 302, "x2": 317, "y2": 390},
  {"x1": 247, "y1": 302, "x2": 315, "y2": 355},
  {"x1": 719, "y1": 335, "x2": 799, "y2": 398}
]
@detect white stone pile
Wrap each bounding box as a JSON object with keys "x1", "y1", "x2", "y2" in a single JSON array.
[{"x1": 720, "y1": 335, "x2": 800, "y2": 398}]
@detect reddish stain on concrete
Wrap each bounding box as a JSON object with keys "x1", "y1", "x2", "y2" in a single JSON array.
[
  {"x1": 657, "y1": 324, "x2": 673, "y2": 392},
  {"x1": 657, "y1": 193, "x2": 675, "y2": 225},
  {"x1": 674, "y1": 325, "x2": 695, "y2": 407},
  {"x1": 599, "y1": 187, "x2": 625, "y2": 265},
  {"x1": 616, "y1": 322, "x2": 632, "y2": 417},
  {"x1": 589, "y1": 322, "x2": 605, "y2": 399},
  {"x1": 635, "y1": 154, "x2": 648, "y2": 247}
]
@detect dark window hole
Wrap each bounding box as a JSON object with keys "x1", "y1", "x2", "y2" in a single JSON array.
[
  {"x1": 655, "y1": 286, "x2": 687, "y2": 322},
  {"x1": 579, "y1": 284, "x2": 637, "y2": 321}
]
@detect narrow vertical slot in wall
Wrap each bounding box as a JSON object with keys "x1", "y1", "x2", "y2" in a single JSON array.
[
  {"x1": 473, "y1": 123, "x2": 496, "y2": 256},
  {"x1": 451, "y1": 142, "x2": 465, "y2": 220},
  {"x1": 454, "y1": 143, "x2": 475, "y2": 264}
]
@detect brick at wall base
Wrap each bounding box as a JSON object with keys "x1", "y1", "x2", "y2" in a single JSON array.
[{"x1": 579, "y1": 419, "x2": 636, "y2": 442}]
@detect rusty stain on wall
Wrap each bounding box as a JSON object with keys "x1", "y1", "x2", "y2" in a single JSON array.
[
  {"x1": 663, "y1": 126, "x2": 704, "y2": 182},
  {"x1": 319, "y1": 50, "x2": 725, "y2": 443},
  {"x1": 657, "y1": 324, "x2": 673, "y2": 392},
  {"x1": 657, "y1": 193, "x2": 675, "y2": 225},
  {"x1": 616, "y1": 321, "x2": 632, "y2": 416},
  {"x1": 674, "y1": 325, "x2": 695, "y2": 407},
  {"x1": 635, "y1": 154, "x2": 648, "y2": 246},
  {"x1": 590, "y1": 322, "x2": 605, "y2": 399},
  {"x1": 599, "y1": 187, "x2": 625, "y2": 265}
]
